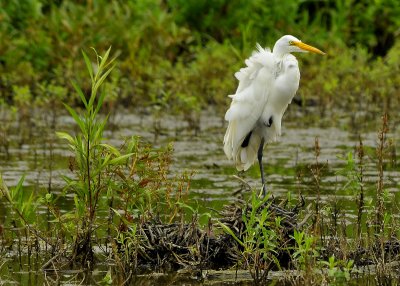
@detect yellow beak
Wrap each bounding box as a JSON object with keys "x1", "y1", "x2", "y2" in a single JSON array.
[{"x1": 292, "y1": 41, "x2": 325, "y2": 55}]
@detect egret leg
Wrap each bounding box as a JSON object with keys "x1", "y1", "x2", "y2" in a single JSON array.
[{"x1": 257, "y1": 138, "x2": 266, "y2": 197}]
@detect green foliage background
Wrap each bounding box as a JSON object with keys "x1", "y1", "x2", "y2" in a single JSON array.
[{"x1": 1, "y1": 0, "x2": 399, "y2": 115}]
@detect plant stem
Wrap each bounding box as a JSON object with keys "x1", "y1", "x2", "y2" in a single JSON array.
[
  {"x1": 375, "y1": 114, "x2": 387, "y2": 237},
  {"x1": 356, "y1": 136, "x2": 364, "y2": 244}
]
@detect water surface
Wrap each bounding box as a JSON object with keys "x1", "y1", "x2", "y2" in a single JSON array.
[{"x1": 0, "y1": 106, "x2": 399, "y2": 285}]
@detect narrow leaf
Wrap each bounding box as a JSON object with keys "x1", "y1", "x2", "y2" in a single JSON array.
[
  {"x1": 92, "y1": 65, "x2": 115, "y2": 97},
  {"x1": 56, "y1": 131, "x2": 75, "y2": 145},
  {"x1": 71, "y1": 80, "x2": 88, "y2": 108},
  {"x1": 63, "y1": 104, "x2": 86, "y2": 133},
  {"x1": 94, "y1": 90, "x2": 107, "y2": 115},
  {"x1": 176, "y1": 202, "x2": 195, "y2": 214},
  {"x1": 217, "y1": 221, "x2": 244, "y2": 247},
  {"x1": 0, "y1": 175, "x2": 14, "y2": 203},
  {"x1": 82, "y1": 50, "x2": 94, "y2": 81},
  {"x1": 100, "y1": 143, "x2": 121, "y2": 156},
  {"x1": 13, "y1": 175, "x2": 26, "y2": 202},
  {"x1": 98, "y1": 46, "x2": 111, "y2": 73},
  {"x1": 109, "y1": 153, "x2": 134, "y2": 165},
  {"x1": 102, "y1": 53, "x2": 118, "y2": 72},
  {"x1": 100, "y1": 153, "x2": 112, "y2": 168}
]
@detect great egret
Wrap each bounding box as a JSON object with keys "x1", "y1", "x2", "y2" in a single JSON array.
[{"x1": 223, "y1": 35, "x2": 325, "y2": 196}]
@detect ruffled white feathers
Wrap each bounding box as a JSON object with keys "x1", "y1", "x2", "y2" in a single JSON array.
[
  {"x1": 223, "y1": 42, "x2": 300, "y2": 171},
  {"x1": 223, "y1": 44, "x2": 277, "y2": 171}
]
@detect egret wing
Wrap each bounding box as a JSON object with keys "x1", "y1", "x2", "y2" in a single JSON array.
[
  {"x1": 224, "y1": 47, "x2": 276, "y2": 170},
  {"x1": 235, "y1": 44, "x2": 274, "y2": 94}
]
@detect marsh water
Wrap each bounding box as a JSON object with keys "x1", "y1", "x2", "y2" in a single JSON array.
[{"x1": 1, "y1": 106, "x2": 399, "y2": 285}]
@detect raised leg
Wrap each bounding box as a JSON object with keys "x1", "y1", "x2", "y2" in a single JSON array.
[{"x1": 257, "y1": 138, "x2": 266, "y2": 197}]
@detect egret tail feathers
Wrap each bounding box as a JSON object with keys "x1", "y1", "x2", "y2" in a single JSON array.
[
  {"x1": 224, "y1": 121, "x2": 262, "y2": 171},
  {"x1": 235, "y1": 132, "x2": 261, "y2": 171}
]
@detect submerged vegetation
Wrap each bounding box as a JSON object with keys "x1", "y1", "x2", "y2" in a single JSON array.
[{"x1": 1, "y1": 0, "x2": 400, "y2": 285}]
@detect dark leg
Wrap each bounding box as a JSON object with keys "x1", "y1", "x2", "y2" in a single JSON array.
[{"x1": 257, "y1": 137, "x2": 266, "y2": 197}]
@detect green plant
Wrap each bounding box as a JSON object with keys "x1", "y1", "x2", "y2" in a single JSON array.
[
  {"x1": 0, "y1": 174, "x2": 53, "y2": 258},
  {"x1": 336, "y1": 149, "x2": 365, "y2": 241},
  {"x1": 0, "y1": 100, "x2": 17, "y2": 159},
  {"x1": 320, "y1": 255, "x2": 354, "y2": 284},
  {"x1": 56, "y1": 47, "x2": 134, "y2": 265},
  {"x1": 12, "y1": 85, "x2": 33, "y2": 145},
  {"x1": 291, "y1": 229, "x2": 318, "y2": 271},
  {"x1": 0, "y1": 175, "x2": 36, "y2": 226},
  {"x1": 219, "y1": 192, "x2": 280, "y2": 285}
]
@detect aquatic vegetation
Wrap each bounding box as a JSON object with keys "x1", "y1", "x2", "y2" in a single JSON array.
[
  {"x1": 1, "y1": 0, "x2": 400, "y2": 126},
  {"x1": 0, "y1": 49, "x2": 194, "y2": 273},
  {"x1": 0, "y1": 2, "x2": 400, "y2": 284},
  {"x1": 0, "y1": 104, "x2": 399, "y2": 284},
  {"x1": 55, "y1": 47, "x2": 122, "y2": 264},
  {"x1": 219, "y1": 192, "x2": 280, "y2": 284}
]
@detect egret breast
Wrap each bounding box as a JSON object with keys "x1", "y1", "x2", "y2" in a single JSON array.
[
  {"x1": 258, "y1": 57, "x2": 300, "y2": 142},
  {"x1": 275, "y1": 59, "x2": 300, "y2": 104}
]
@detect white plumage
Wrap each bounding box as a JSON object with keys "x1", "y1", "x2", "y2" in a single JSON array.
[{"x1": 223, "y1": 35, "x2": 325, "y2": 180}]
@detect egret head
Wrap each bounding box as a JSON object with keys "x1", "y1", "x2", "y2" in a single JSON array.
[{"x1": 273, "y1": 35, "x2": 325, "y2": 57}]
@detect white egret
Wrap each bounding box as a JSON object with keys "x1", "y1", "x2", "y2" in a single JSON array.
[{"x1": 223, "y1": 35, "x2": 325, "y2": 196}]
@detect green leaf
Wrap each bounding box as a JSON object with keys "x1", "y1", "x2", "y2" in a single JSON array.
[
  {"x1": 58, "y1": 212, "x2": 77, "y2": 222},
  {"x1": 175, "y1": 201, "x2": 196, "y2": 214},
  {"x1": 63, "y1": 103, "x2": 85, "y2": 133},
  {"x1": 92, "y1": 125, "x2": 104, "y2": 143},
  {"x1": 0, "y1": 175, "x2": 12, "y2": 202},
  {"x1": 92, "y1": 65, "x2": 115, "y2": 98},
  {"x1": 94, "y1": 90, "x2": 107, "y2": 115},
  {"x1": 12, "y1": 175, "x2": 25, "y2": 202},
  {"x1": 74, "y1": 195, "x2": 85, "y2": 216},
  {"x1": 109, "y1": 153, "x2": 134, "y2": 165},
  {"x1": 100, "y1": 143, "x2": 121, "y2": 156},
  {"x1": 45, "y1": 193, "x2": 52, "y2": 202},
  {"x1": 90, "y1": 47, "x2": 100, "y2": 68},
  {"x1": 22, "y1": 191, "x2": 35, "y2": 219},
  {"x1": 111, "y1": 208, "x2": 134, "y2": 226},
  {"x1": 217, "y1": 221, "x2": 244, "y2": 247},
  {"x1": 100, "y1": 270, "x2": 113, "y2": 285},
  {"x1": 56, "y1": 131, "x2": 75, "y2": 145},
  {"x1": 98, "y1": 153, "x2": 112, "y2": 169},
  {"x1": 200, "y1": 212, "x2": 212, "y2": 220},
  {"x1": 71, "y1": 80, "x2": 88, "y2": 108},
  {"x1": 97, "y1": 46, "x2": 112, "y2": 75},
  {"x1": 82, "y1": 50, "x2": 94, "y2": 81},
  {"x1": 111, "y1": 208, "x2": 122, "y2": 218}
]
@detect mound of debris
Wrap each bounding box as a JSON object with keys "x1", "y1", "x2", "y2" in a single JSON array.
[{"x1": 127, "y1": 197, "x2": 304, "y2": 271}]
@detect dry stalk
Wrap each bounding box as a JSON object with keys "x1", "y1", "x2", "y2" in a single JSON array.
[
  {"x1": 375, "y1": 114, "x2": 388, "y2": 239},
  {"x1": 356, "y1": 135, "x2": 365, "y2": 246}
]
